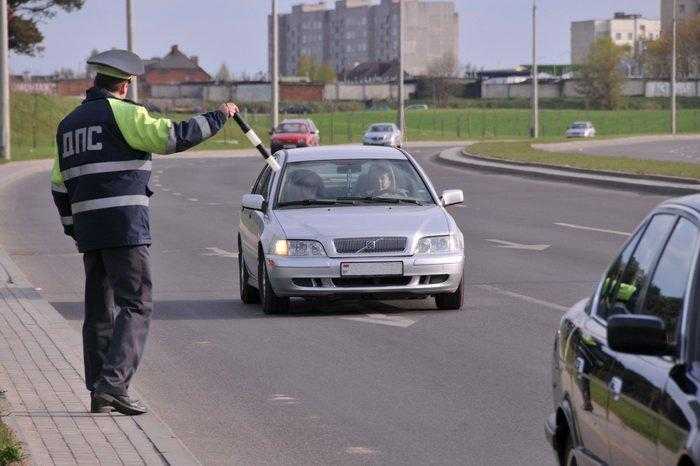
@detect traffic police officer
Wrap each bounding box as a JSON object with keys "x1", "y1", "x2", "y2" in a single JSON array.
[{"x1": 51, "y1": 50, "x2": 238, "y2": 415}]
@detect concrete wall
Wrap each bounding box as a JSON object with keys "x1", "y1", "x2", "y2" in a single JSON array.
[
  {"x1": 323, "y1": 82, "x2": 416, "y2": 100},
  {"x1": 482, "y1": 78, "x2": 695, "y2": 99}
]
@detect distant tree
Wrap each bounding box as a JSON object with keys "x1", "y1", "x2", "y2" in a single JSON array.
[
  {"x1": 577, "y1": 37, "x2": 627, "y2": 110},
  {"x1": 53, "y1": 67, "x2": 75, "y2": 79},
  {"x1": 9, "y1": 0, "x2": 85, "y2": 56},
  {"x1": 297, "y1": 55, "x2": 336, "y2": 83},
  {"x1": 428, "y1": 53, "x2": 457, "y2": 106},
  {"x1": 642, "y1": 15, "x2": 700, "y2": 79},
  {"x1": 215, "y1": 62, "x2": 232, "y2": 82}
]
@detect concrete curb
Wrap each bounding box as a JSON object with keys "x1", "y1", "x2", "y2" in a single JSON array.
[
  {"x1": 0, "y1": 163, "x2": 200, "y2": 465},
  {"x1": 436, "y1": 147, "x2": 700, "y2": 195}
]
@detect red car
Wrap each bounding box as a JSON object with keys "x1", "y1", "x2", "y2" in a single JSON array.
[{"x1": 270, "y1": 119, "x2": 320, "y2": 153}]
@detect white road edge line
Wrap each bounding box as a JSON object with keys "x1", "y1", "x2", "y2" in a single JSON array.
[
  {"x1": 204, "y1": 247, "x2": 238, "y2": 258},
  {"x1": 476, "y1": 284, "x2": 569, "y2": 312},
  {"x1": 340, "y1": 313, "x2": 416, "y2": 328},
  {"x1": 554, "y1": 222, "x2": 630, "y2": 237}
]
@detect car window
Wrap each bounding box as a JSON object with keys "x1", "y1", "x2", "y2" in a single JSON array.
[
  {"x1": 276, "y1": 159, "x2": 434, "y2": 206},
  {"x1": 640, "y1": 218, "x2": 698, "y2": 351},
  {"x1": 369, "y1": 125, "x2": 393, "y2": 132},
  {"x1": 597, "y1": 214, "x2": 676, "y2": 320},
  {"x1": 253, "y1": 166, "x2": 272, "y2": 198},
  {"x1": 277, "y1": 123, "x2": 307, "y2": 133}
]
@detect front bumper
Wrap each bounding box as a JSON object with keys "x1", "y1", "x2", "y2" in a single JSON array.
[{"x1": 265, "y1": 253, "x2": 464, "y2": 298}]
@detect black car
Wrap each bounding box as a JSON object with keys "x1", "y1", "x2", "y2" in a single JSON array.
[{"x1": 546, "y1": 195, "x2": 700, "y2": 466}]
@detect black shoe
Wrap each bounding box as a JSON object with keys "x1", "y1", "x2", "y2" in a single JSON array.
[{"x1": 91, "y1": 391, "x2": 148, "y2": 416}]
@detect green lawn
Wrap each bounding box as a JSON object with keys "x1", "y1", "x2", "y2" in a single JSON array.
[
  {"x1": 467, "y1": 140, "x2": 700, "y2": 180},
  {"x1": 0, "y1": 420, "x2": 21, "y2": 465},
  {"x1": 6, "y1": 91, "x2": 700, "y2": 162}
]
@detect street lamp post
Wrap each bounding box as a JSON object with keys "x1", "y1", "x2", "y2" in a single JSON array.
[
  {"x1": 671, "y1": 0, "x2": 677, "y2": 135},
  {"x1": 126, "y1": 0, "x2": 138, "y2": 102},
  {"x1": 271, "y1": 0, "x2": 279, "y2": 131},
  {"x1": 397, "y1": 0, "x2": 405, "y2": 140},
  {"x1": 0, "y1": 0, "x2": 9, "y2": 160},
  {"x1": 531, "y1": 0, "x2": 539, "y2": 139}
]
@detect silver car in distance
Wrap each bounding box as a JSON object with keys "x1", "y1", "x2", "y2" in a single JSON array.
[
  {"x1": 237, "y1": 146, "x2": 466, "y2": 314},
  {"x1": 362, "y1": 123, "x2": 403, "y2": 148}
]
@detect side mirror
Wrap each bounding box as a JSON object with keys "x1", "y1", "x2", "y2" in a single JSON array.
[
  {"x1": 440, "y1": 189, "x2": 464, "y2": 207},
  {"x1": 607, "y1": 315, "x2": 670, "y2": 356},
  {"x1": 241, "y1": 194, "x2": 266, "y2": 211}
]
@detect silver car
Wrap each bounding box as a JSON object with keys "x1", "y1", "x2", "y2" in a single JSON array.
[
  {"x1": 237, "y1": 146, "x2": 465, "y2": 314},
  {"x1": 363, "y1": 123, "x2": 403, "y2": 148},
  {"x1": 565, "y1": 121, "x2": 596, "y2": 138}
]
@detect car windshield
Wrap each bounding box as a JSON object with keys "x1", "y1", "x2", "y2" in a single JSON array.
[
  {"x1": 276, "y1": 159, "x2": 434, "y2": 207},
  {"x1": 276, "y1": 123, "x2": 307, "y2": 133},
  {"x1": 369, "y1": 125, "x2": 393, "y2": 132},
  {"x1": 571, "y1": 123, "x2": 588, "y2": 129}
]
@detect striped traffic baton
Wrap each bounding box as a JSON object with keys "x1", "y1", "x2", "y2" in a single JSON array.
[{"x1": 232, "y1": 113, "x2": 281, "y2": 172}]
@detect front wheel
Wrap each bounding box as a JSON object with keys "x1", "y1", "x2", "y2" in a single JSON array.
[
  {"x1": 258, "y1": 253, "x2": 290, "y2": 314},
  {"x1": 238, "y1": 242, "x2": 259, "y2": 304},
  {"x1": 435, "y1": 277, "x2": 464, "y2": 310}
]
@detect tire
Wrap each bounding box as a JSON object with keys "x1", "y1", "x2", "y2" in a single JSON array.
[
  {"x1": 563, "y1": 432, "x2": 576, "y2": 466},
  {"x1": 435, "y1": 277, "x2": 464, "y2": 310},
  {"x1": 258, "y1": 252, "x2": 290, "y2": 314},
  {"x1": 238, "y1": 241, "x2": 259, "y2": 304}
]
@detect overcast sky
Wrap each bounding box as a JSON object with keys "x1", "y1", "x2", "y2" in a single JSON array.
[{"x1": 10, "y1": 0, "x2": 660, "y2": 76}]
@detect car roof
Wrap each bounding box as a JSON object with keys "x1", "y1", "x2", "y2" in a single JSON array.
[
  {"x1": 369, "y1": 122, "x2": 396, "y2": 127},
  {"x1": 282, "y1": 145, "x2": 407, "y2": 162},
  {"x1": 660, "y1": 194, "x2": 700, "y2": 215}
]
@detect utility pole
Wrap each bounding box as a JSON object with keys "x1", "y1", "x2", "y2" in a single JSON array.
[
  {"x1": 531, "y1": 0, "x2": 539, "y2": 139},
  {"x1": 271, "y1": 0, "x2": 279, "y2": 131},
  {"x1": 397, "y1": 0, "x2": 405, "y2": 139},
  {"x1": 0, "y1": 0, "x2": 9, "y2": 160},
  {"x1": 126, "y1": 0, "x2": 138, "y2": 102},
  {"x1": 671, "y1": 0, "x2": 677, "y2": 135}
]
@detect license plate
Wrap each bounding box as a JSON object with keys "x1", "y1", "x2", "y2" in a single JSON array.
[{"x1": 341, "y1": 262, "x2": 403, "y2": 277}]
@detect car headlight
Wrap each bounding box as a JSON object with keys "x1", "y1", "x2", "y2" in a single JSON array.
[
  {"x1": 274, "y1": 240, "x2": 327, "y2": 256},
  {"x1": 415, "y1": 235, "x2": 463, "y2": 255}
]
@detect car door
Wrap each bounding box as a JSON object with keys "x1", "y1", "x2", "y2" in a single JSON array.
[
  {"x1": 603, "y1": 213, "x2": 681, "y2": 466},
  {"x1": 630, "y1": 216, "x2": 698, "y2": 466},
  {"x1": 240, "y1": 166, "x2": 272, "y2": 277},
  {"x1": 568, "y1": 224, "x2": 646, "y2": 465}
]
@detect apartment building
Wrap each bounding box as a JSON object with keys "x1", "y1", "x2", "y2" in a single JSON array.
[
  {"x1": 661, "y1": 0, "x2": 700, "y2": 33},
  {"x1": 571, "y1": 12, "x2": 660, "y2": 65},
  {"x1": 270, "y1": 0, "x2": 459, "y2": 77}
]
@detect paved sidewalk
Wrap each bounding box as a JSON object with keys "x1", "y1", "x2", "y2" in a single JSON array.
[{"x1": 0, "y1": 163, "x2": 199, "y2": 465}]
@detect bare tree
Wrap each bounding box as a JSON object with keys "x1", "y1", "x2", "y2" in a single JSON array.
[
  {"x1": 215, "y1": 63, "x2": 232, "y2": 83},
  {"x1": 428, "y1": 53, "x2": 457, "y2": 106}
]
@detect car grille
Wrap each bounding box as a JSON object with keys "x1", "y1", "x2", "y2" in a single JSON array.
[
  {"x1": 334, "y1": 237, "x2": 407, "y2": 254},
  {"x1": 332, "y1": 276, "x2": 412, "y2": 287}
]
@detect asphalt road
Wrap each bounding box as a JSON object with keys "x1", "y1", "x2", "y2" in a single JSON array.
[
  {"x1": 0, "y1": 146, "x2": 669, "y2": 465},
  {"x1": 569, "y1": 139, "x2": 700, "y2": 163}
]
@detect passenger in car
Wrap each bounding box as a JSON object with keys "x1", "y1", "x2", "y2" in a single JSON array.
[{"x1": 286, "y1": 169, "x2": 325, "y2": 201}]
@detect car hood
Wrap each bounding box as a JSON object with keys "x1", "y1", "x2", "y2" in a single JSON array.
[
  {"x1": 273, "y1": 205, "x2": 449, "y2": 256},
  {"x1": 273, "y1": 133, "x2": 307, "y2": 141}
]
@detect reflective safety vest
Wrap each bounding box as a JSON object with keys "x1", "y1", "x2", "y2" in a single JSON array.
[{"x1": 51, "y1": 87, "x2": 227, "y2": 252}]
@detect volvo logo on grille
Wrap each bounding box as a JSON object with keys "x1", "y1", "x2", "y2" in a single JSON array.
[{"x1": 356, "y1": 239, "x2": 378, "y2": 254}]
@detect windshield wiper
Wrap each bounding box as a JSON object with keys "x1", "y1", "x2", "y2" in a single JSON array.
[
  {"x1": 338, "y1": 196, "x2": 424, "y2": 206},
  {"x1": 277, "y1": 199, "x2": 355, "y2": 207}
]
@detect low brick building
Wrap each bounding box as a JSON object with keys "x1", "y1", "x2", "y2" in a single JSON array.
[{"x1": 143, "y1": 45, "x2": 211, "y2": 87}]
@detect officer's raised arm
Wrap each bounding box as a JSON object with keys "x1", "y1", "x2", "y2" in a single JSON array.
[{"x1": 108, "y1": 99, "x2": 238, "y2": 155}]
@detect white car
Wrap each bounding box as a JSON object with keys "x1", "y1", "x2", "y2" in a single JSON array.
[
  {"x1": 565, "y1": 121, "x2": 596, "y2": 138},
  {"x1": 362, "y1": 123, "x2": 403, "y2": 148},
  {"x1": 237, "y1": 146, "x2": 465, "y2": 314}
]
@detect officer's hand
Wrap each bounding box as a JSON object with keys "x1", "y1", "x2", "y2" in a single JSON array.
[{"x1": 219, "y1": 102, "x2": 239, "y2": 118}]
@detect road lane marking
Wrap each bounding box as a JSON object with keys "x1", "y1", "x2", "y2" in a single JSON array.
[
  {"x1": 203, "y1": 247, "x2": 238, "y2": 258},
  {"x1": 477, "y1": 284, "x2": 568, "y2": 312},
  {"x1": 161, "y1": 187, "x2": 170, "y2": 192},
  {"x1": 172, "y1": 192, "x2": 182, "y2": 196},
  {"x1": 187, "y1": 198, "x2": 199, "y2": 202},
  {"x1": 207, "y1": 202, "x2": 223, "y2": 206},
  {"x1": 346, "y1": 447, "x2": 378, "y2": 455},
  {"x1": 554, "y1": 222, "x2": 630, "y2": 237},
  {"x1": 340, "y1": 313, "x2": 416, "y2": 328},
  {"x1": 485, "y1": 239, "x2": 551, "y2": 251}
]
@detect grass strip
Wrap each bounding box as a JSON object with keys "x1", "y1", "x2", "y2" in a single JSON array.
[{"x1": 467, "y1": 140, "x2": 700, "y2": 181}]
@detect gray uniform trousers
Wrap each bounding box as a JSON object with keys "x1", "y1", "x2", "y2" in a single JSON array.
[{"x1": 82, "y1": 245, "x2": 152, "y2": 396}]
